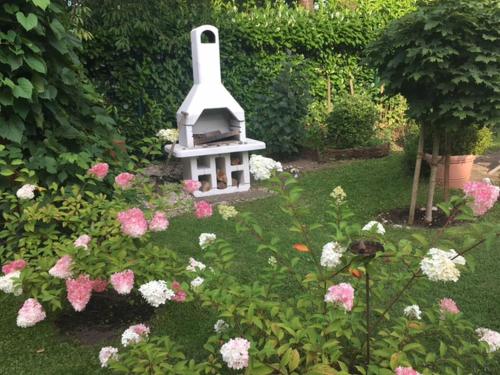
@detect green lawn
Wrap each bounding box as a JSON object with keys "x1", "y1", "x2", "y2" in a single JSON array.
[{"x1": 1, "y1": 154, "x2": 498, "y2": 374}]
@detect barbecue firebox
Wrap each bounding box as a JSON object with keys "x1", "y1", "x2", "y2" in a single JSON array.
[{"x1": 166, "y1": 25, "x2": 265, "y2": 197}]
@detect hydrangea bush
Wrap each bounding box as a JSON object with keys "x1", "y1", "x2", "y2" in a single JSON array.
[{"x1": 1, "y1": 155, "x2": 499, "y2": 374}]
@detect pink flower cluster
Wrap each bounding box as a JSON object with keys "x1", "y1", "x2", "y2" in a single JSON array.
[
  {"x1": 74, "y1": 234, "x2": 91, "y2": 250},
  {"x1": 172, "y1": 281, "x2": 187, "y2": 303},
  {"x1": 87, "y1": 163, "x2": 109, "y2": 180},
  {"x1": 117, "y1": 208, "x2": 148, "y2": 237},
  {"x1": 220, "y1": 337, "x2": 251, "y2": 370},
  {"x1": 2, "y1": 259, "x2": 27, "y2": 275},
  {"x1": 17, "y1": 298, "x2": 46, "y2": 328},
  {"x1": 395, "y1": 367, "x2": 421, "y2": 375},
  {"x1": 183, "y1": 180, "x2": 201, "y2": 194},
  {"x1": 195, "y1": 200, "x2": 213, "y2": 219},
  {"x1": 92, "y1": 279, "x2": 108, "y2": 293},
  {"x1": 463, "y1": 181, "x2": 499, "y2": 216},
  {"x1": 110, "y1": 270, "x2": 134, "y2": 295},
  {"x1": 115, "y1": 172, "x2": 135, "y2": 189},
  {"x1": 66, "y1": 275, "x2": 94, "y2": 312},
  {"x1": 324, "y1": 283, "x2": 354, "y2": 312},
  {"x1": 149, "y1": 212, "x2": 169, "y2": 232},
  {"x1": 439, "y1": 298, "x2": 460, "y2": 315},
  {"x1": 49, "y1": 255, "x2": 73, "y2": 279}
]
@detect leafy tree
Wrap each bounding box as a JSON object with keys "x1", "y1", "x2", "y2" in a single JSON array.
[
  {"x1": 366, "y1": 0, "x2": 500, "y2": 224},
  {"x1": 0, "y1": 0, "x2": 116, "y2": 183}
]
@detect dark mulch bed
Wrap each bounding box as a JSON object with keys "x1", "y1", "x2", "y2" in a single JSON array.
[
  {"x1": 55, "y1": 292, "x2": 154, "y2": 345},
  {"x1": 377, "y1": 207, "x2": 461, "y2": 228}
]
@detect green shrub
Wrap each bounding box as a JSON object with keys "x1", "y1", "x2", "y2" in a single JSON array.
[
  {"x1": 326, "y1": 93, "x2": 379, "y2": 148},
  {"x1": 0, "y1": 0, "x2": 117, "y2": 184},
  {"x1": 251, "y1": 58, "x2": 312, "y2": 156}
]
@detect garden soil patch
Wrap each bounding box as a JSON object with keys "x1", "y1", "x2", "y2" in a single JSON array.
[
  {"x1": 55, "y1": 293, "x2": 154, "y2": 345},
  {"x1": 377, "y1": 207, "x2": 459, "y2": 228}
]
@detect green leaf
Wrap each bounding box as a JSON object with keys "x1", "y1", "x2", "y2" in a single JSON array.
[
  {"x1": 16, "y1": 12, "x2": 38, "y2": 31},
  {"x1": 24, "y1": 55, "x2": 47, "y2": 74},
  {"x1": 12, "y1": 78, "x2": 33, "y2": 99},
  {"x1": 289, "y1": 349, "x2": 300, "y2": 371},
  {"x1": 31, "y1": 0, "x2": 50, "y2": 10}
]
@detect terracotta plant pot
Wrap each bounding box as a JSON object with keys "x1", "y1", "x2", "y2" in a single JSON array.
[{"x1": 424, "y1": 154, "x2": 475, "y2": 189}]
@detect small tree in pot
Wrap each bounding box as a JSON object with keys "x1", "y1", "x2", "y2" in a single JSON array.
[{"x1": 366, "y1": 0, "x2": 499, "y2": 224}]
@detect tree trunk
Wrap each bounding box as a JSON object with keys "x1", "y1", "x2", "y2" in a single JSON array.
[
  {"x1": 299, "y1": 0, "x2": 314, "y2": 11},
  {"x1": 425, "y1": 132, "x2": 440, "y2": 224},
  {"x1": 408, "y1": 127, "x2": 424, "y2": 225},
  {"x1": 444, "y1": 129, "x2": 450, "y2": 201}
]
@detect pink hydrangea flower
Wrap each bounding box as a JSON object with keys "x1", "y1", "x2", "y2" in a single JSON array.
[
  {"x1": 149, "y1": 211, "x2": 169, "y2": 232},
  {"x1": 2, "y1": 259, "x2": 27, "y2": 275},
  {"x1": 395, "y1": 367, "x2": 421, "y2": 375},
  {"x1": 66, "y1": 275, "x2": 94, "y2": 312},
  {"x1": 115, "y1": 172, "x2": 135, "y2": 189},
  {"x1": 99, "y1": 346, "x2": 118, "y2": 368},
  {"x1": 183, "y1": 180, "x2": 201, "y2": 194},
  {"x1": 121, "y1": 324, "x2": 150, "y2": 346},
  {"x1": 74, "y1": 235, "x2": 91, "y2": 250},
  {"x1": 92, "y1": 279, "x2": 109, "y2": 293},
  {"x1": 16, "y1": 298, "x2": 46, "y2": 328},
  {"x1": 195, "y1": 200, "x2": 213, "y2": 219},
  {"x1": 87, "y1": 162, "x2": 109, "y2": 180},
  {"x1": 439, "y1": 298, "x2": 460, "y2": 315},
  {"x1": 110, "y1": 270, "x2": 134, "y2": 295},
  {"x1": 172, "y1": 281, "x2": 187, "y2": 303},
  {"x1": 49, "y1": 255, "x2": 73, "y2": 279},
  {"x1": 463, "y1": 181, "x2": 499, "y2": 216},
  {"x1": 117, "y1": 208, "x2": 148, "y2": 237},
  {"x1": 220, "y1": 337, "x2": 250, "y2": 370},
  {"x1": 324, "y1": 283, "x2": 354, "y2": 312}
]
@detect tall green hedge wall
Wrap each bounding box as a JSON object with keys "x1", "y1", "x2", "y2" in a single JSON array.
[{"x1": 83, "y1": 0, "x2": 417, "y2": 147}]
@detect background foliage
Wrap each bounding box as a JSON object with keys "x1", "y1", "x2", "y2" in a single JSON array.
[{"x1": 0, "y1": 0, "x2": 117, "y2": 184}]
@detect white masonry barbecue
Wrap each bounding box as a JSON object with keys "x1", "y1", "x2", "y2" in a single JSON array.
[{"x1": 167, "y1": 25, "x2": 265, "y2": 197}]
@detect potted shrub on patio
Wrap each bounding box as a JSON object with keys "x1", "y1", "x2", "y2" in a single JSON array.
[{"x1": 366, "y1": 0, "x2": 500, "y2": 224}]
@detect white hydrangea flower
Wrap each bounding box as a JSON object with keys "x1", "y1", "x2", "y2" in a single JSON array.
[
  {"x1": 156, "y1": 128, "x2": 179, "y2": 143},
  {"x1": 186, "y1": 257, "x2": 206, "y2": 272},
  {"x1": 249, "y1": 154, "x2": 282, "y2": 181},
  {"x1": 362, "y1": 220, "x2": 385, "y2": 235},
  {"x1": 214, "y1": 319, "x2": 229, "y2": 333},
  {"x1": 403, "y1": 305, "x2": 422, "y2": 320},
  {"x1": 420, "y1": 248, "x2": 465, "y2": 282},
  {"x1": 320, "y1": 242, "x2": 345, "y2": 269},
  {"x1": 191, "y1": 277, "x2": 204, "y2": 288},
  {"x1": 138, "y1": 280, "x2": 175, "y2": 307},
  {"x1": 99, "y1": 346, "x2": 119, "y2": 368},
  {"x1": 220, "y1": 337, "x2": 251, "y2": 370},
  {"x1": 218, "y1": 204, "x2": 238, "y2": 220},
  {"x1": 0, "y1": 271, "x2": 22, "y2": 296},
  {"x1": 16, "y1": 184, "x2": 37, "y2": 200},
  {"x1": 267, "y1": 256, "x2": 277, "y2": 267},
  {"x1": 199, "y1": 233, "x2": 216, "y2": 250},
  {"x1": 476, "y1": 328, "x2": 500, "y2": 353},
  {"x1": 330, "y1": 186, "x2": 347, "y2": 204}
]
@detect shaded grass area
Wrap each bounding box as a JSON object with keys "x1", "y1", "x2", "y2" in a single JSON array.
[{"x1": 1, "y1": 154, "x2": 498, "y2": 374}]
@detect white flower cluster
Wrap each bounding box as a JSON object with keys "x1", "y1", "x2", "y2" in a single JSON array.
[
  {"x1": 476, "y1": 328, "x2": 500, "y2": 353},
  {"x1": 362, "y1": 220, "x2": 385, "y2": 235},
  {"x1": 249, "y1": 154, "x2": 282, "y2": 181},
  {"x1": 186, "y1": 257, "x2": 206, "y2": 272},
  {"x1": 138, "y1": 280, "x2": 175, "y2": 307},
  {"x1": 121, "y1": 327, "x2": 149, "y2": 347},
  {"x1": 267, "y1": 256, "x2": 277, "y2": 267},
  {"x1": 214, "y1": 319, "x2": 229, "y2": 333},
  {"x1": 16, "y1": 184, "x2": 37, "y2": 200},
  {"x1": 420, "y1": 248, "x2": 465, "y2": 282},
  {"x1": 156, "y1": 128, "x2": 179, "y2": 143},
  {"x1": 0, "y1": 271, "x2": 22, "y2": 296},
  {"x1": 403, "y1": 305, "x2": 422, "y2": 320},
  {"x1": 330, "y1": 186, "x2": 347, "y2": 205},
  {"x1": 191, "y1": 277, "x2": 204, "y2": 288},
  {"x1": 199, "y1": 233, "x2": 216, "y2": 250},
  {"x1": 220, "y1": 337, "x2": 251, "y2": 370},
  {"x1": 320, "y1": 241, "x2": 346, "y2": 269},
  {"x1": 99, "y1": 346, "x2": 119, "y2": 368}
]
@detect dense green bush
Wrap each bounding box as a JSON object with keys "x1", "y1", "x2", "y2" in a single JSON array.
[
  {"x1": 0, "y1": 0, "x2": 116, "y2": 184},
  {"x1": 82, "y1": 0, "x2": 417, "y2": 152},
  {"x1": 326, "y1": 93, "x2": 379, "y2": 148}
]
